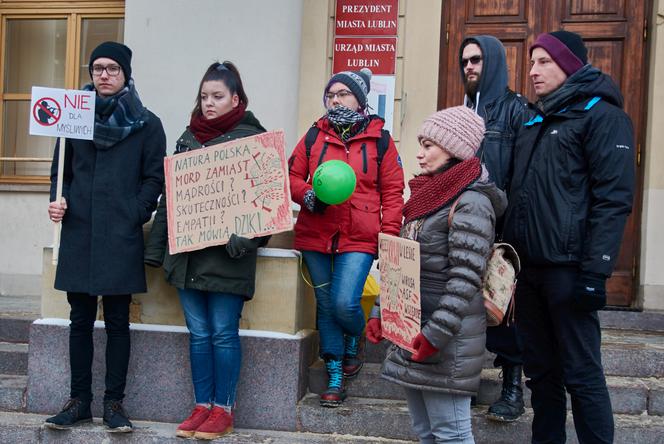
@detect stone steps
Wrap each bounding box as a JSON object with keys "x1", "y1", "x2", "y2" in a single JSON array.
[
  {"x1": 0, "y1": 411, "x2": 416, "y2": 444},
  {"x1": 0, "y1": 317, "x2": 32, "y2": 344},
  {"x1": 363, "y1": 328, "x2": 664, "y2": 377},
  {"x1": 0, "y1": 374, "x2": 26, "y2": 412},
  {"x1": 0, "y1": 342, "x2": 28, "y2": 375},
  {"x1": 308, "y1": 361, "x2": 664, "y2": 416},
  {"x1": 599, "y1": 309, "x2": 664, "y2": 332},
  {"x1": 297, "y1": 393, "x2": 664, "y2": 443}
]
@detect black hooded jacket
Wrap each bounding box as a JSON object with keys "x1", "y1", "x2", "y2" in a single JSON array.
[
  {"x1": 502, "y1": 65, "x2": 635, "y2": 277},
  {"x1": 460, "y1": 35, "x2": 531, "y2": 191}
]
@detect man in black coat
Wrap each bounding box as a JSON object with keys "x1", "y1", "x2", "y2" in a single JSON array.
[
  {"x1": 45, "y1": 41, "x2": 166, "y2": 433},
  {"x1": 503, "y1": 31, "x2": 634, "y2": 443},
  {"x1": 459, "y1": 35, "x2": 531, "y2": 422}
]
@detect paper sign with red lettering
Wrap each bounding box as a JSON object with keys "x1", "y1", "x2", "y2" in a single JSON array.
[
  {"x1": 336, "y1": 0, "x2": 398, "y2": 36},
  {"x1": 333, "y1": 37, "x2": 397, "y2": 75},
  {"x1": 29, "y1": 86, "x2": 95, "y2": 140},
  {"x1": 378, "y1": 233, "x2": 421, "y2": 352},
  {"x1": 164, "y1": 130, "x2": 293, "y2": 254}
]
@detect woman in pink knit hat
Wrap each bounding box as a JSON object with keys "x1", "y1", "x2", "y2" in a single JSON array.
[{"x1": 367, "y1": 106, "x2": 507, "y2": 443}]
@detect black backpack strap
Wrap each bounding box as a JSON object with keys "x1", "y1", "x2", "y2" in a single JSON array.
[
  {"x1": 376, "y1": 129, "x2": 391, "y2": 191},
  {"x1": 304, "y1": 125, "x2": 319, "y2": 159},
  {"x1": 376, "y1": 129, "x2": 390, "y2": 166}
]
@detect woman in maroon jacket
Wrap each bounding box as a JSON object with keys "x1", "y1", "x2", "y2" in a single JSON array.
[{"x1": 289, "y1": 68, "x2": 404, "y2": 407}]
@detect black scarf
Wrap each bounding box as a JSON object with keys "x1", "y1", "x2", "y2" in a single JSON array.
[{"x1": 83, "y1": 79, "x2": 148, "y2": 150}]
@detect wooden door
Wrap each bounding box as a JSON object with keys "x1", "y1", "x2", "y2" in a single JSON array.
[{"x1": 439, "y1": 0, "x2": 651, "y2": 307}]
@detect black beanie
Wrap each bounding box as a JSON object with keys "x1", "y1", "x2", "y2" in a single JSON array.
[
  {"x1": 89, "y1": 41, "x2": 132, "y2": 83},
  {"x1": 325, "y1": 68, "x2": 372, "y2": 109},
  {"x1": 548, "y1": 31, "x2": 588, "y2": 65}
]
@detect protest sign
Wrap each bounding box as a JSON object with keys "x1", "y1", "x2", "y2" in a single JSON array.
[
  {"x1": 164, "y1": 130, "x2": 293, "y2": 254},
  {"x1": 30, "y1": 86, "x2": 96, "y2": 265},
  {"x1": 29, "y1": 86, "x2": 96, "y2": 140},
  {"x1": 378, "y1": 233, "x2": 421, "y2": 352}
]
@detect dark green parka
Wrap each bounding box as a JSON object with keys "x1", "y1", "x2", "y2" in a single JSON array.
[{"x1": 144, "y1": 111, "x2": 269, "y2": 299}]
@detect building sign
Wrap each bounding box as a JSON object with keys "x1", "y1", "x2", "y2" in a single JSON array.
[
  {"x1": 29, "y1": 86, "x2": 95, "y2": 140},
  {"x1": 367, "y1": 75, "x2": 395, "y2": 133},
  {"x1": 335, "y1": 0, "x2": 398, "y2": 36},
  {"x1": 164, "y1": 130, "x2": 293, "y2": 254},
  {"x1": 378, "y1": 233, "x2": 421, "y2": 353},
  {"x1": 333, "y1": 37, "x2": 397, "y2": 75}
]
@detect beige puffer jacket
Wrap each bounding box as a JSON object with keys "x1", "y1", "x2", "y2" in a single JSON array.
[{"x1": 379, "y1": 180, "x2": 507, "y2": 395}]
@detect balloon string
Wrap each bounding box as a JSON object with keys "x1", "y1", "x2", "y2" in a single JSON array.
[{"x1": 299, "y1": 253, "x2": 332, "y2": 289}]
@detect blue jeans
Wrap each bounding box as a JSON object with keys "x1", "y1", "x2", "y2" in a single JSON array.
[
  {"x1": 404, "y1": 388, "x2": 474, "y2": 444},
  {"x1": 178, "y1": 289, "x2": 245, "y2": 407},
  {"x1": 302, "y1": 251, "x2": 373, "y2": 359}
]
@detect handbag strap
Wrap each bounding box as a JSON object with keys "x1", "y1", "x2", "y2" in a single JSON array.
[{"x1": 447, "y1": 196, "x2": 462, "y2": 227}]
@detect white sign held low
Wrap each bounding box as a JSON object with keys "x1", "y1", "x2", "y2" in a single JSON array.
[{"x1": 29, "y1": 86, "x2": 96, "y2": 140}]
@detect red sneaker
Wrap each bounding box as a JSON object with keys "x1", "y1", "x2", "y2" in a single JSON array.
[
  {"x1": 175, "y1": 405, "x2": 210, "y2": 438},
  {"x1": 193, "y1": 406, "x2": 233, "y2": 440}
]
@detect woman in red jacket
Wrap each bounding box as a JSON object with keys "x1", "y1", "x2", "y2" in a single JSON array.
[{"x1": 289, "y1": 68, "x2": 404, "y2": 407}]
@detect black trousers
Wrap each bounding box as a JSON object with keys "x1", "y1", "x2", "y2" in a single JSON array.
[
  {"x1": 515, "y1": 266, "x2": 613, "y2": 444},
  {"x1": 486, "y1": 316, "x2": 523, "y2": 367},
  {"x1": 68, "y1": 292, "x2": 131, "y2": 402}
]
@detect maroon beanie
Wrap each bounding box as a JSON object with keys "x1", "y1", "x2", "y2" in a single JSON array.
[{"x1": 530, "y1": 31, "x2": 587, "y2": 76}]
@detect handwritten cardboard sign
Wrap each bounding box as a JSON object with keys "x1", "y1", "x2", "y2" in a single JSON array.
[
  {"x1": 164, "y1": 130, "x2": 293, "y2": 254},
  {"x1": 29, "y1": 86, "x2": 96, "y2": 140},
  {"x1": 378, "y1": 233, "x2": 421, "y2": 352}
]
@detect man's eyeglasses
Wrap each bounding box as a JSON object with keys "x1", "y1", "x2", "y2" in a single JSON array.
[
  {"x1": 91, "y1": 64, "x2": 122, "y2": 77},
  {"x1": 461, "y1": 55, "x2": 482, "y2": 67},
  {"x1": 325, "y1": 90, "x2": 353, "y2": 101}
]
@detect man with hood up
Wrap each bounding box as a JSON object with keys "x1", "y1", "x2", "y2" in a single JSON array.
[
  {"x1": 502, "y1": 31, "x2": 634, "y2": 443},
  {"x1": 459, "y1": 35, "x2": 531, "y2": 422}
]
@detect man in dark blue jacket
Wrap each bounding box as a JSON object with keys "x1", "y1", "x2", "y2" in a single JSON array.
[
  {"x1": 503, "y1": 31, "x2": 634, "y2": 443},
  {"x1": 459, "y1": 35, "x2": 531, "y2": 422}
]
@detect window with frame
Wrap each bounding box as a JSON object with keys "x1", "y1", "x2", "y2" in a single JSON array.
[{"x1": 0, "y1": 1, "x2": 124, "y2": 184}]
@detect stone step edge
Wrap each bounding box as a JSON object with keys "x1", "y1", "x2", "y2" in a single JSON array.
[
  {"x1": 310, "y1": 359, "x2": 664, "y2": 390},
  {"x1": 297, "y1": 393, "x2": 664, "y2": 443},
  {"x1": 298, "y1": 392, "x2": 664, "y2": 426},
  {"x1": 0, "y1": 411, "x2": 416, "y2": 444},
  {"x1": 307, "y1": 363, "x2": 664, "y2": 416}
]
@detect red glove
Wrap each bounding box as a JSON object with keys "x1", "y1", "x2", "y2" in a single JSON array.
[
  {"x1": 366, "y1": 318, "x2": 383, "y2": 344},
  {"x1": 410, "y1": 333, "x2": 439, "y2": 362}
]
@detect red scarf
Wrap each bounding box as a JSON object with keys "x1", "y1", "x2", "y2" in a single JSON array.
[
  {"x1": 189, "y1": 102, "x2": 247, "y2": 144},
  {"x1": 403, "y1": 157, "x2": 481, "y2": 224}
]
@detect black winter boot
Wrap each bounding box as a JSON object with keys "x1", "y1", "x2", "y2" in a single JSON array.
[
  {"x1": 103, "y1": 399, "x2": 133, "y2": 432},
  {"x1": 44, "y1": 398, "x2": 92, "y2": 430},
  {"x1": 487, "y1": 365, "x2": 525, "y2": 422},
  {"x1": 342, "y1": 334, "x2": 364, "y2": 378}
]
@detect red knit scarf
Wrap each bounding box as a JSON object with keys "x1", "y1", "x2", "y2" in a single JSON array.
[
  {"x1": 189, "y1": 102, "x2": 247, "y2": 144},
  {"x1": 403, "y1": 157, "x2": 481, "y2": 224}
]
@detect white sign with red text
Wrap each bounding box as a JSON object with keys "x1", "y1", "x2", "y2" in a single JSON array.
[{"x1": 29, "y1": 86, "x2": 95, "y2": 140}]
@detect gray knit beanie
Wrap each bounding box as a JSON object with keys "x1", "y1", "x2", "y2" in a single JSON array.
[
  {"x1": 324, "y1": 68, "x2": 372, "y2": 109},
  {"x1": 417, "y1": 106, "x2": 485, "y2": 160}
]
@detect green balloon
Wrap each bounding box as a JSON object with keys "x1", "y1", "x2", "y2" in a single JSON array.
[{"x1": 312, "y1": 160, "x2": 357, "y2": 205}]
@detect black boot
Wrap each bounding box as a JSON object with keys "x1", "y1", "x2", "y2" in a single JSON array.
[
  {"x1": 103, "y1": 399, "x2": 133, "y2": 433},
  {"x1": 44, "y1": 398, "x2": 93, "y2": 430},
  {"x1": 342, "y1": 334, "x2": 364, "y2": 378},
  {"x1": 487, "y1": 365, "x2": 525, "y2": 422}
]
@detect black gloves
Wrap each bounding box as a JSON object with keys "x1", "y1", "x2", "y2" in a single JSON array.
[
  {"x1": 573, "y1": 272, "x2": 607, "y2": 312},
  {"x1": 303, "y1": 189, "x2": 328, "y2": 214},
  {"x1": 225, "y1": 233, "x2": 255, "y2": 259}
]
